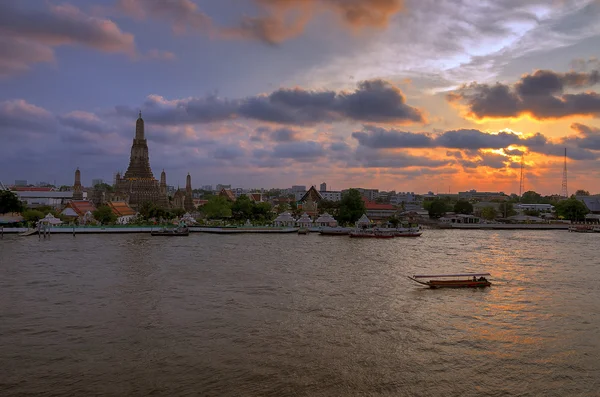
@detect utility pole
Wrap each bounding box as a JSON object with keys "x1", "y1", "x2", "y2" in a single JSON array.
[{"x1": 561, "y1": 148, "x2": 568, "y2": 198}]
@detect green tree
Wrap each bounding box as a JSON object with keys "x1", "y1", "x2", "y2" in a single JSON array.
[
  {"x1": 138, "y1": 201, "x2": 156, "y2": 220},
  {"x1": 388, "y1": 216, "x2": 400, "y2": 227},
  {"x1": 22, "y1": 209, "x2": 44, "y2": 223},
  {"x1": 453, "y1": 200, "x2": 473, "y2": 215},
  {"x1": 428, "y1": 199, "x2": 448, "y2": 219},
  {"x1": 575, "y1": 190, "x2": 590, "y2": 196},
  {"x1": 555, "y1": 198, "x2": 589, "y2": 221},
  {"x1": 337, "y1": 189, "x2": 366, "y2": 225},
  {"x1": 521, "y1": 191, "x2": 542, "y2": 204},
  {"x1": 252, "y1": 202, "x2": 273, "y2": 223},
  {"x1": 231, "y1": 195, "x2": 254, "y2": 221},
  {"x1": 94, "y1": 183, "x2": 114, "y2": 192},
  {"x1": 318, "y1": 199, "x2": 340, "y2": 217},
  {"x1": 171, "y1": 208, "x2": 186, "y2": 217},
  {"x1": 480, "y1": 206, "x2": 498, "y2": 220},
  {"x1": 0, "y1": 190, "x2": 23, "y2": 214},
  {"x1": 93, "y1": 205, "x2": 117, "y2": 224},
  {"x1": 201, "y1": 196, "x2": 232, "y2": 219},
  {"x1": 498, "y1": 202, "x2": 517, "y2": 217}
]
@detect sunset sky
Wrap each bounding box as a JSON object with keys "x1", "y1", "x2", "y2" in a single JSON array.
[{"x1": 1, "y1": 0, "x2": 600, "y2": 195}]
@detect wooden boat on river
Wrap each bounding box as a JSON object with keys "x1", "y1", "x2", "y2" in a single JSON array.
[
  {"x1": 150, "y1": 226, "x2": 189, "y2": 236},
  {"x1": 408, "y1": 273, "x2": 491, "y2": 288}
]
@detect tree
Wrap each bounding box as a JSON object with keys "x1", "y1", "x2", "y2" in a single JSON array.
[
  {"x1": 575, "y1": 190, "x2": 590, "y2": 196},
  {"x1": 337, "y1": 189, "x2": 366, "y2": 225},
  {"x1": 498, "y1": 202, "x2": 517, "y2": 217},
  {"x1": 231, "y1": 195, "x2": 254, "y2": 221},
  {"x1": 171, "y1": 208, "x2": 186, "y2": 217},
  {"x1": 318, "y1": 199, "x2": 340, "y2": 217},
  {"x1": 0, "y1": 190, "x2": 23, "y2": 214},
  {"x1": 201, "y1": 196, "x2": 232, "y2": 219},
  {"x1": 93, "y1": 205, "x2": 117, "y2": 224},
  {"x1": 428, "y1": 199, "x2": 448, "y2": 219},
  {"x1": 555, "y1": 198, "x2": 589, "y2": 221},
  {"x1": 454, "y1": 200, "x2": 473, "y2": 215},
  {"x1": 94, "y1": 183, "x2": 114, "y2": 192},
  {"x1": 388, "y1": 216, "x2": 400, "y2": 227},
  {"x1": 22, "y1": 209, "x2": 44, "y2": 223},
  {"x1": 252, "y1": 202, "x2": 273, "y2": 223},
  {"x1": 524, "y1": 210, "x2": 540, "y2": 217},
  {"x1": 480, "y1": 206, "x2": 498, "y2": 220},
  {"x1": 521, "y1": 191, "x2": 542, "y2": 204}
]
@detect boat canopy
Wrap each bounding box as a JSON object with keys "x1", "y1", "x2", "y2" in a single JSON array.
[{"x1": 413, "y1": 273, "x2": 491, "y2": 278}]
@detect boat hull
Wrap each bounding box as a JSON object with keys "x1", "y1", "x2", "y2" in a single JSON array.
[
  {"x1": 428, "y1": 280, "x2": 491, "y2": 288},
  {"x1": 150, "y1": 232, "x2": 189, "y2": 236}
]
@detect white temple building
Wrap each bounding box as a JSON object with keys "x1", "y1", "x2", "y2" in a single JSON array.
[{"x1": 273, "y1": 212, "x2": 296, "y2": 227}]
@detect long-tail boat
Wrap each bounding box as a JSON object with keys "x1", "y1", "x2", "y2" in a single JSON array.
[{"x1": 408, "y1": 273, "x2": 491, "y2": 288}]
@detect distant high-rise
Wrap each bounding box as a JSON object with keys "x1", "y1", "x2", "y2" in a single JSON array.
[
  {"x1": 114, "y1": 113, "x2": 168, "y2": 209},
  {"x1": 561, "y1": 148, "x2": 568, "y2": 198},
  {"x1": 92, "y1": 178, "x2": 104, "y2": 187},
  {"x1": 320, "y1": 182, "x2": 327, "y2": 192},
  {"x1": 73, "y1": 168, "x2": 83, "y2": 200},
  {"x1": 14, "y1": 180, "x2": 27, "y2": 187}
]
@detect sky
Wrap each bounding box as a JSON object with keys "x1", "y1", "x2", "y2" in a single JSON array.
[{"x1": 1, "y1": 0, "x2": 600, "y2": 195}]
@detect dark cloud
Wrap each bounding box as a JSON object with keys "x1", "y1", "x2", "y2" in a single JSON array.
[
  {"x1": 352, "y1": 125, "x2": 432, "y2": 148},
  {"x1": 351, "y1": 125, "x2": 600, "y2": 161},
  {"x1": 213, "y1": 146, "x2": 246, "y2": 160},
  {"x1": 448, "y1": 69, "x2": 600, "y2": 120},
  {"x1": 116, "y1": 0, "x2": 211, "y2": 34},
  {"x1": 0, "y1": 3, "x2": 135, "y2": 76},
  {"x1": 58, "y1": 112, "x2": 111, "y2": 134},
  {"x1": 561, "y1": 123, "x2": 600, "y2": 151},
  {"x1": 329, "y1": 142, "x2": 352, "y2": 152},
  {"x1": 119, "y1": 79, "x2": 424, "y2": 126},
  {"x1": 458, "y1": 152, "x2": 508, "y2": 170},
  {"x1": 0, "y1": 99, "x2": 56, "y2": 135},
  {"x1": 271, "y1": 141, "x2": 326, "y2": 161},
  {"x1": 353, "y1": 147, "x2": 450, "y2": 168}
]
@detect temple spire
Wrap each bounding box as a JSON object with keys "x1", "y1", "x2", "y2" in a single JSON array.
[
  {"x1": 73, "y1": 167, "x2": 83, "y2": 200},
  {"x1": 135, "y1": 112, "x2": 145, "y2": 140}
]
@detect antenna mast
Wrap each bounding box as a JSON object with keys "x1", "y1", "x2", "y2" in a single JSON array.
[
  {"x1": 561, "y1": 148, "x2": 568, "y2": 198},
  {"x1": 519, "y1": 155, "x2": 525, "y2": 200}
]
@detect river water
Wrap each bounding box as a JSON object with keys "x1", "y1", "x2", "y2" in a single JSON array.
[{"x1": 0, "y1": 230, "x2": 598, "y2": 396}]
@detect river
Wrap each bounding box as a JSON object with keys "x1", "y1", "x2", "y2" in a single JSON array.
[{"x1": 0, "y1": 230, "x2": 598, "y2": 396}]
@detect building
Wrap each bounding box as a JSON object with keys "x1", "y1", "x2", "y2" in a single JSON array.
[
  {"x1": 201, "y1": 185, "x2": 213, "y2": 191},
  {"x1": 216, "y1": 184, "x2": 231, "y2": 191},
  {"x1": 362, "y1": 198, "x2": 396, "y2": 220},
  {"x1": 458, "y1": 190, "x2": 508, "y2": 201},
  {"x1": 14, "y1": 180, "x2": 27, "y2": 187},
  {"x1": 515, "y1": 203, "x2": 554, "y2": 213},
  {"x1": 61, "y1": 200, "x2": 97, "y2": 223},
  {"x1": 298, "y1": 186, "x2": 322, "y2": 217},
  {"x1": 320, "y1": 191, "x2": 342, "y2": 202},
  {"x1": 92, "y1": 178, "x2": 104, "y2": 187},
  {"x1": 12, "y1": 187, "x2": 81, "y2": 209},
  {"x1": 107, "y1": 201, "x2": 137, "y2": 224},
  {"x1": 113, "y1": 113, "x2": 169, "y2": 209},
  {"x1": 219, "y1": 188, "x2": 236, "y2": 201},
  {"x1": 73, "y1": 168, "x2": 83, "y2": 200},
  {"x1": 319, "y1": 182, "x2": 327, "y2": 192},
  {"x1": 577, "y1": 195, "x2": 600, "y2": 214},
  {"x1": 348, "y1": 188, "x2": 379, "y2": 201},
  {"x1": 391, "y1": 192, "x2": 416, "y2": 206}
]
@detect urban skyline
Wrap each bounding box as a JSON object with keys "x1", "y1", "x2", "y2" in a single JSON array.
[{"x1": 1, "y1": 1, "x2": 600, "y2": 195}]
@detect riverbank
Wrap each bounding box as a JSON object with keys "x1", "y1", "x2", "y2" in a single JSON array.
[
  {"x1": 0, "y1": 226, "x2": 300, "y2": 235},
  {"x1": 449, "y1": 223, "x2": 570, "y2": 230}
]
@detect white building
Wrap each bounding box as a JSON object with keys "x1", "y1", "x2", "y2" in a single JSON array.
[
  {"x1": 320, "y1": 191, "x2": 342, "y2": 201},
  {"x1": 515, "y1": 203, "x2": 554, "y2": 212},
  {"x1": 391, "y1": 192, "x2": 416, "y2": 205},
  {"x1": 13, "y1": 190, "x2": 86, "y2": 209}
]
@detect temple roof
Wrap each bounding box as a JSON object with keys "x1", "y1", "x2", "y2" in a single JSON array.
[
  {"x1": 108, "y1": 201, "x2": 136, "y2": 217},
  {"x1": 299, "y1": 186, "x2": 323, "y2": 202},
  {"x1": 63, "y1": 200, "x2": 97, "y2": 217}
]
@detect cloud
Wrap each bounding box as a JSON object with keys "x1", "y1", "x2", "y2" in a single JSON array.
[
  {"x1": 447, "y1": 69, "x2": 600, "y2": 120},
  {"x1": 117, "y1": 79, "x2": 424, "y2": 126},
  {"x1": 213, "y1": 145, "x2": 246, "y2": 160},
  {"x1": 0, "y1": 99, "x2": 56, "y2": 135},
  {"x1": 351, "y1": 125, "x2": 600, "y2": 161},
  {"x1": 0, "y1": 2, "x2": 135, "y2": 76},
  {"x1": 118, "y1": 0, "x2": 403, "y2": 45},
  {"x1": 271, "y1": 141, "x2": 326, "y2": 161},
  {"x1": 116, "y1": 0, "x2": 212, "y2": 34},
  {"x1": 353, "y1": 147, "x2": 450, "y2": 168}
]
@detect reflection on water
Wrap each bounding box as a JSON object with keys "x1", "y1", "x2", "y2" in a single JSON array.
[{"x1": 0, "y1": 230, "x2": 599, "y2": 396}]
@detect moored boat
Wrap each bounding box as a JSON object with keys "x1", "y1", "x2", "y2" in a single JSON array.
[
  {"x1": 408, "y1": 273, "x2": 491, "y2": 288},
  {"x1": 349, "y1": 229, "x2": 375, "y2": 238},
  {"x1": 320, "y1": 226, "x2": 352, "y2": 235},
  {"x1": 298, "y1": 227, "x2": 309, "y2": 235},
  {"x1": 395, "y1": 231, "x2": 422, "y2": 237}
]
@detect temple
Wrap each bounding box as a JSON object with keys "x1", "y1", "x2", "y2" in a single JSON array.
[
  {"x1": 114, "y1": 113, "x2": 169, "y2": 209},
  {"x1": 73, "y1": 168, "x2": 83, "y2": 200}
]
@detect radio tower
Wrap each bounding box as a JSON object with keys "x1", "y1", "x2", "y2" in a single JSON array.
[
  {"x1": 561, "y1": 148, "x2": 568, "y2": 198},
  {"x1": 519, "y1": 155, "x2": 525, "y2": 200}
]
